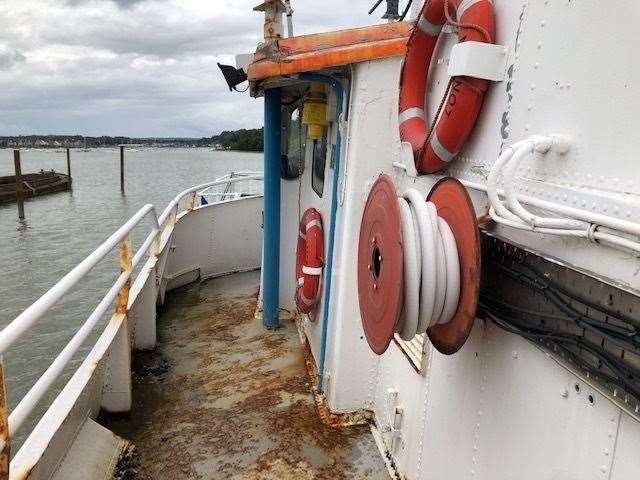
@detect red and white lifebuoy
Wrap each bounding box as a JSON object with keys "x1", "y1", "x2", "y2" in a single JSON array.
[
  {"x1": 399, "y1": 0, "x2": 495, "y2": 174},
  {"x1": 295, "y1": 208, "x2": 324, "y2": 314}
]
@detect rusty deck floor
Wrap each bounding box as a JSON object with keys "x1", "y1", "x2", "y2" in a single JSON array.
[{"x1": 103, "y1": 270, "x2": 388, "y2": 479}]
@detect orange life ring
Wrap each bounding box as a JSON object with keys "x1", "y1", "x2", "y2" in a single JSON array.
[
  {"x1": 399, "y1": 0, "x2": 495, "y2": 174},
  {"x1": 295, "y1": 208, "x2": 324, "y2": 314}
]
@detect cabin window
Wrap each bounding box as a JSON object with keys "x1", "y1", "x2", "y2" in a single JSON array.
[
  {"x1": 311, "y1": 129, "x2": 328, "y2": 197},
  {"x1": 281, "y1": 107, "x2": 306, "y2": 180}
]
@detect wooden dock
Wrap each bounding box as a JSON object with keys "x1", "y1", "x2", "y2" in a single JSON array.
[{"x1": 0, "y1": 170, "x2": 72, "y2": 204}]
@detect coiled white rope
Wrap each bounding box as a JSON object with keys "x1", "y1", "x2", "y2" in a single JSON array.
[{"x1": 397, "y1": 189, "x2": 460, "y2": 341}]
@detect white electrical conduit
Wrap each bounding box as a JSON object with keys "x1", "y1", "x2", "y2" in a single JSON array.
[
  {"x1": 503, "y1": 139, "x2": 586, "y2": 230},
  {"x1": 397, "y1": 189, "x2": 460, "y2": 341},
  {"x1": 474, "y1": 135, "x2": 640, "y2": 253}
]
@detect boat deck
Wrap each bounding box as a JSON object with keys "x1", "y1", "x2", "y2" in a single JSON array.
[{"x1": 103, "y1": 270, "x2": 388, "y2": 479}]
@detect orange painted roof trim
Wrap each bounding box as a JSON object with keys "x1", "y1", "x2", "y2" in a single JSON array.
[{"x1": 248, "y1": 22, "x2": 412, "y2": 82}]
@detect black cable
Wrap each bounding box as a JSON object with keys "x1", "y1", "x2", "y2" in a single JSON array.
[
  {"x1": 522, "y1": 262, "x2": 639, "y2": 327},
  {"x1": 399, "y1": 0, "x2": 413, "y2": 20},
  {"x1": 554, "y1": 343, "x2": 626, "y2": 393},
  {"x1": 489, "y1": 260, "x2": 640, "y2": 351},
  {"x1": 490, "y1": 316, "x2": 640, "y2": 401},
  {"x1": 481, "y1": 295, "x2": 570, "y2": 322},
  {"x1": 480, "y1": 299, "x2": 640, "y2": 377},
  {"x1": 483, "y1": 306, "x2": 640, "y2": 380},
  {"x1": 368, "y1": 0, "x2": 384, "y2": 14},
  {"x1": 484, "y1": 310, "x2": 640, "y2": 401}
]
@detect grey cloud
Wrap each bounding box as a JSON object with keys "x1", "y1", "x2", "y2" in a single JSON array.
[
  {"x1": 65, "y1": 0, "x2": 148, "y2": 8},
  {"x1": 41, "y1": 19, "x2": 259, "y2": 57},
  {"x1": 0, "y1": 0, "x2": 388, "y2": 136},
  {"x1": 0, "y1": 48, "x2": 26, "y2": 70}
]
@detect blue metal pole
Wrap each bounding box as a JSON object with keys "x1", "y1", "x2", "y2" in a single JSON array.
[
  {"x1": 299, "y1": 73, "x2": 344, "y2": 394},
  {"x1": 263, "y1": 88, "x2": 281, "y2": 330}
]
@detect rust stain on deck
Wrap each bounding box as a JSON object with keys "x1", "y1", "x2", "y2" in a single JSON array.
[{"x1": 102, "y1": 271, "x2": 387, "y2": 479}]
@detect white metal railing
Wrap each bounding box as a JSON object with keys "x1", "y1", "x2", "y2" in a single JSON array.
[
  {"x1": 198, "y1": 171, "x2": 264, "y2": 205},
  {"x1": 0, "y1": 174, "x2": 263, "y2": 463}
]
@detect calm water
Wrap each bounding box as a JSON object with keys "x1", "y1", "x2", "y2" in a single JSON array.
[{"x1": 0, "y1": 148, "x2": 262, "y2": 448}]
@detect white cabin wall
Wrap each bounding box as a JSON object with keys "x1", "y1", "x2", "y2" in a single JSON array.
[
  {"x1": 279, "y1": 91, "x2": 340, "y2": 364},
  {"x1": 415, "y1": 0, "x2": 640, "y2": 294},
  {"x1": 417, "y1": 322, "x2": 640, "y2": 480},
  {"x1": 323, "y1": 59, "x2": 407, "y2": 412},
  {"x1": 318, "y1": 3, "x2": 640, "y2": 477},
  {"x1": 409, "y1": 0, "x2": 424, "y2": 20}
]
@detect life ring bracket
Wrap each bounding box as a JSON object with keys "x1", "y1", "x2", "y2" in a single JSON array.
[{"x1": 447, "y1": 41, "x2": 508, "y2": 82}]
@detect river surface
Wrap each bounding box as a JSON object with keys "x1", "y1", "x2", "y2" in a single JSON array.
[{"x1": 0, "y1": 147, "x2": 262, "y2": 449}]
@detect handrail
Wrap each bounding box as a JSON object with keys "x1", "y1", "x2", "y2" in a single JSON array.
[
  {"x1": 158, "y1": 174, "x2": 263, "y2": 225},
  {"x1": 0, "y1": 204, "x2": 159, "y2": 356},
  {"x1": 2, "y1": 173, "x2": 264, "y2": 443},
  {"x1": 4, "y1": 205, "x2": 160, "y2": 437}
]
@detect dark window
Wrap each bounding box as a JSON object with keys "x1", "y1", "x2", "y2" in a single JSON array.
[
  {"x1": 312, "y1": 130, "x2": 328, "y2": 197},
  {"x1": 281, "y1": 107, "x2": 306, "y2": 180}
]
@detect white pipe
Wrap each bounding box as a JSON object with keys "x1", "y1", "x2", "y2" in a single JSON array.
[
  {"x1": 502, "y1": 140, "x2": 586, "y2": 230},
  {"x1": 486, "y1": 142, "x2": 526, "y2": 223},
  {"x1": 489, "y1": 206, "x2": 640, "y2": 253},
  {"x1": 464, "y1": 134, "x2": 640, "y2": 253},
  {"x1": 0, "y1": 204, "x2": 158, "y2": 355},
  {"x1": 468, "y1": 177, "x2": 640, "y2": 239}
]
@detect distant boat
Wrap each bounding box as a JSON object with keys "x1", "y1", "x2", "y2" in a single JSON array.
[{"x1": 0, "y1": 170, "x2": 72, "y2": 204}]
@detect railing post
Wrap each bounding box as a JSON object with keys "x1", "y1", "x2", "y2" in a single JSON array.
[
  {"x1": 13, "y1": 150, "x2": 25, "y2": 220},
  {"x1": 65, "y1": 148, "x2": 71, "y2": 180},
  {"x1": 0, "y1": 361, "x2": 9, "y2": 479},
  {"x1": 102, "y1": 237, "x2": 133, "y2": 413},
  {"x1": 116, "y1": 237, "x2": 132, "y2": 314},
  {"x1": 153, "y1": 228, "x2": 161, "y2": 257},
  {"x1": 187, "y1": 191, "x2": 197, "y2": 211},
  {"x1": 132, "y1": 228, "x2": 160, "y2": 350},
  {"x1": 119, "y1": 145, "x2": 125, "y2": 194},
  {"x1": 263, "y1": 87, "x2": 282, "y2": 330}
]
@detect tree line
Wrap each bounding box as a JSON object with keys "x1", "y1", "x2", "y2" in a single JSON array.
[
  {"x1": 212, "y1": 129, "x2": 263, "y2": 152},
  {"x1": 0, "y1": 128, "x2": 264, "y2": 152}
]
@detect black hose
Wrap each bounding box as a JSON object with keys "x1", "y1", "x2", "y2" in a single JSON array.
[
  {"x1": 484, "y1": 311, "x2": 640, "y2": 401},
  {"x1": 522, "y1": 262, "x2": 639, "y2": 327},
  {"x1": 489, "y1": 260, "x2": 640, "y2": 351}
]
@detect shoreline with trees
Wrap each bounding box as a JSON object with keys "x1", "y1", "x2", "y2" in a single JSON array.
[{"x1": 0, "y1": 128, "x2": 264, "y2": 152}]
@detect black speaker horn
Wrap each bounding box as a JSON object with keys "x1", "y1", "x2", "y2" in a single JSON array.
[{"x1": 217, "y1": 63, "x2": 248, "y2": 92}]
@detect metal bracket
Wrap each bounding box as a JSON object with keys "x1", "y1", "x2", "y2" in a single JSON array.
[
  {"x1": 235, "y1": 53, "x2": 254, "y2": 71},
  {"x1": 447, "y1": 41, "x2": 508, "y2": 82},
  {"x1": 392, "y1": 142, "x2": 419, "y2": 179}
]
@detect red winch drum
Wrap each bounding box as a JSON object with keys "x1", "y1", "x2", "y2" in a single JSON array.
[
  {"x1": 357, "y1": 175, "x2": 480, "y2": 355},
  {"x1": 357, "y1": 175, "x2": 405, "y2": 355},
  {"x1": 426, "y1": 177, "x2": 481, "y2": 354}
]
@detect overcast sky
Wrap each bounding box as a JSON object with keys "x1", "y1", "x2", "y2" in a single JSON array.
[{"x1": 0, "y1": 0, "x2": 397, "y2": 138}]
